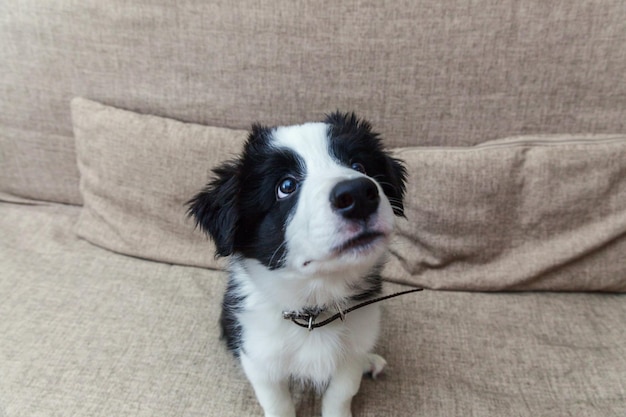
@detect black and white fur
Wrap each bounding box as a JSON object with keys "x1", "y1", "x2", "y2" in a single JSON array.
[{"x1": 188, "y1": 112, "x2": 406, "y2": 417}]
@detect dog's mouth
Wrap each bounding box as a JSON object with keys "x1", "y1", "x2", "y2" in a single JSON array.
[
  {"x1": 332, "y1": 231, "x2": 386, "y2": 255},
  {"x1": 300, "y1": 230, "x2": 389, "y2": 268}
]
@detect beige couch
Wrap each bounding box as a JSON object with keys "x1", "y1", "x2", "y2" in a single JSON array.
[{"x1": 2, "y1": 2, "x2": 626, "y2": 416}]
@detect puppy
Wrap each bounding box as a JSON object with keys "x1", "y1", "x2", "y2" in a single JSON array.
[{"x1": 188, "y1": 112, "x2": 406, "y2": 417}]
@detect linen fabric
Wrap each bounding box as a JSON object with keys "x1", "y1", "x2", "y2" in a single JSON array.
[
  {"x1": 73, "y1": 99, "x2": 626, "y2": 291},
  {"x1": 384, "y1": 136, "x2": 626, "y2": 291},
  {"x1": 3, "y1": 1, "x2": 626, "y2": 203},
  {"x1": 72, "y1": 97, "x2": 247, "y2": 270},
  {"x1": 1, "y1": 203, "x2": 625, "y2": 417}
]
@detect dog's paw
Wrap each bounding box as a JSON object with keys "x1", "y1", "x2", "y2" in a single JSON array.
[{"x1": 363, "y1": 353, "x2": 387, "y2": 379}]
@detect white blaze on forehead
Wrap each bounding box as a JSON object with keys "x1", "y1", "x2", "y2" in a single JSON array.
[
  {"x1": 272, "y1": 122, "x2": 328, "y2": 149},
  {"x1": 270, "y1": 122, "x2": 340, "y2": 174}
]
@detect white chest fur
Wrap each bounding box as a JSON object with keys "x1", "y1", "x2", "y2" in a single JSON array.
[{"x1": 238, "y1": 293, "x2": 381, "y2": 386}]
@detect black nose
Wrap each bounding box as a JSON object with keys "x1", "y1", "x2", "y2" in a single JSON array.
[{"x1": 330, "y1": 178, "x2": 380, "y2": 221}]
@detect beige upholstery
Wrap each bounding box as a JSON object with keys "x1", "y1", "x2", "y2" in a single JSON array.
[
  {"x1": 2, "y1": 2, "x2": 626, "y2": 416},
  {"x1": 72, "y1": 98, "x2": 246, "y2": 270},
  {"x1": 2, "y1": 203, "x2": 625, "y2": 417},
  {"x1": 390, "y1": 137, "x2": 626, "y2": 291},
  {"x1": 2, "y1": 1, "x2": 626, "y2": 204},
  {"x1": 71, "y1": 98, "x2": 626, "y2": 291}
]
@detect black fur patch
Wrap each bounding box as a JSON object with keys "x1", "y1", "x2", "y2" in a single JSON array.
[
  {"x1": 187, "y1": 125, "x2": 305, "y2": 269},
  {"x1": 349, "y1": 265, "x2": 384, "y2": 301},
  {"x1": 220, "y1": 275, "x2": 246, "y2": 356}
]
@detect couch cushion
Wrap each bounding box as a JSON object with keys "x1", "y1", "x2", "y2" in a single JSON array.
[
  {"x1": 72, "y1": 97, "x2": 247, "y2": 269},
  {"x1": 73, "y1": 98, "x2": 626, "y2": 291},
  {"x1": 1, "y1": 203, "x2": 625, "y2": 417},
  {"x1": 386, "y1": 136, "x2": 626, "y2": 291}
]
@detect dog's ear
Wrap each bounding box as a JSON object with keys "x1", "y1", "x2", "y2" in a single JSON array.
[
  {"x1": 187, "y1": 161, "x2": 240, "y2": 257},
  {"x1": 382, "y1": 154, "x2": 408, "y2": 218}
]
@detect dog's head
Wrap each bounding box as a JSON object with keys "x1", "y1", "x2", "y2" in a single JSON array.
[{"x1": 188, "y1": 112, "x2": 406, "y2": 277}]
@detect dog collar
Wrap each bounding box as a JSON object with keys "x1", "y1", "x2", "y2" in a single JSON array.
[{"x1": 282, "y1": 287, "x2": 424, "y2": 331}]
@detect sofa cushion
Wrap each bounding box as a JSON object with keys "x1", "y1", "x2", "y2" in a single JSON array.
[
  {"x1": 386, "y1": 136, "x2": 626, "y2": 291},
  {"x1": 72, "y1": 97, "x2": 247, "y2": 269},
  {"x1": 72, "y1": 98, "x2": 626, "y2": 291}
]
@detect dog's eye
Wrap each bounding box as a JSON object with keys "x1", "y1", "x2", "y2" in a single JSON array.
[
  {"x1": 277, "y1": 177, "x2": 298, "y2": 199},
  {"x1": 350, "y1": 161, "x2": 366, "y2": 174}
]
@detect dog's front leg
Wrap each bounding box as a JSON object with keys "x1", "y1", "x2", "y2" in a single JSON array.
[
  {"x1": 241, "y1": 353, "x2": 295, "y2": 417},
  {"x1": 321, "y1": 357, "x2": 364, "y2": 417}
]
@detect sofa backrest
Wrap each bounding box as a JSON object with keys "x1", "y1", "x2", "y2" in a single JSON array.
[{"x1": 2, "y1": 1, "x2": 626, "y2": 204}]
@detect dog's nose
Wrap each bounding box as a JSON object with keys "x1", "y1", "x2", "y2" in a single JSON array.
[{"x1": 330, "y1": 177, "x2": 380, "y2": 221}]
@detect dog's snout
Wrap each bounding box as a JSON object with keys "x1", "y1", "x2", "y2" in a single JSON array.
[{"x1": 330, "y1": 177, "x2": 380, "y2": 221}]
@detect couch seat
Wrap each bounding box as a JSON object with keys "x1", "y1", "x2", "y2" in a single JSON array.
[{"x1": 1, "y1": 203, "x2": 624, "y2": 417}]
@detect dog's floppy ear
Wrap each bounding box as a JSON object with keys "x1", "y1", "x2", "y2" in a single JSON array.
[
  {"x1": 187, "y1": 161, "x2": 240, "y2": 257},
  {"x1": 382, "y1": 154, "x2": 408, "y2": 218}
]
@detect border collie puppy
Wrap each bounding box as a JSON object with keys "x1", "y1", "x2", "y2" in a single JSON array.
[{"x1": 188, "y1": 112, "x2": 406, "y2": 417}]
